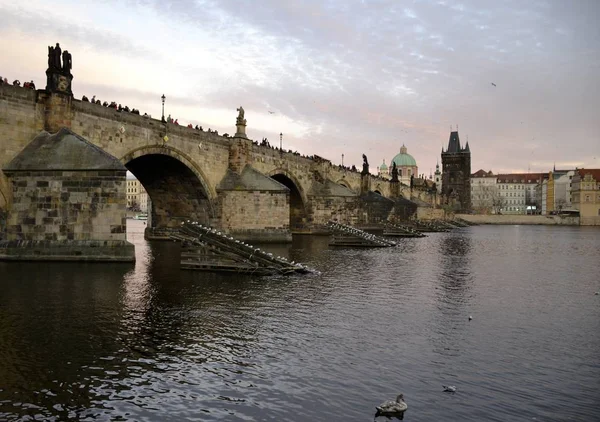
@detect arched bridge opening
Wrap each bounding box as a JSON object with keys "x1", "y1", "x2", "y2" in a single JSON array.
[
  {"x1": 125, "y1": 154, "x2": 212, "y2": 229},
  {"x1": 270, "y1": 174, "x2": 308, "y2": 233}
]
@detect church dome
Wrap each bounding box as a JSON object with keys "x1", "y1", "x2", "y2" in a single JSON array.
[
  {"x1": 379, "y1": 159, "x2": 388, "y2": 171},
  {"x1": 391, "y1": 144, "x2": 417, "y2": 167}
]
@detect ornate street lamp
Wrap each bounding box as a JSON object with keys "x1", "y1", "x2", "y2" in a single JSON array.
[
  {"x1": 342, "y1": 153, "x2": 344, "y2": 166},
  {"x1": 279, "y1": 132, "x2": 283, "y2": 156},
  {"x1": 161, "y1": 94, "x2": 166, "y2": 122}
]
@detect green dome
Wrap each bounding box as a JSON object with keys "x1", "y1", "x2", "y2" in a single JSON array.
[
  {"x1": 379, "y1": 159, "x2": 388, "y2": 170},
  {"x1": 391, "y1": 145, "x2": 417, "y2": 167}
]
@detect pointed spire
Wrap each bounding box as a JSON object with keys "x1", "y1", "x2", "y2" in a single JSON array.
[
  {"x1": 464, "y1": 141, "x2": 470, "y2": 152},
  {"x1": 447, "y1": 130, "x2": 461, "y2": 152}
]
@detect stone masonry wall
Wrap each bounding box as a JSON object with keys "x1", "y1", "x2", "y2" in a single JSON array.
[
  {"x1": 218, "y1": 190, "x2": 289, "y2": 231},
  {"x1": 42, "y1": 92, "x2": 73, "y2": 132},
  {"x1": 310, "y1": 196, "x2": 359, "y2": 228},
  {"x1": 5, "y1": 170, "x2": 127, "y2": 241},
  {"x1": 0, "y1": 86, "x2": 44, "y2": 214},
  {"x1": 580, "y1": 216, "x2": 600, "y2": 226},
  {"x1": 417, "y1": 207, "x2": 445, "y2": 220},
  {"x1": 217, "y1": 190, "x2": 291, "y2": 242}
]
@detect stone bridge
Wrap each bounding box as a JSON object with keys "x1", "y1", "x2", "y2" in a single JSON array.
[{"x1": 0, "y1": 53, "x2": 438, "y2": 260}]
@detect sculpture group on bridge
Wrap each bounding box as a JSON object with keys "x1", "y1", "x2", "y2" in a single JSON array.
[
  {"x1": 47, "y1": 43, "x2": 72, "y2": 74},
  {"x1": 45, "y1": 42, "x2": 73, "y2": 94}
]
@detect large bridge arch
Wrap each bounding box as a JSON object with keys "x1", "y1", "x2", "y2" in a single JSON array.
[
  {"x1": 268, "y1": 169, "x2": 309, "y2": 232},
  {"x1": 121, "y1": 146, "x2": 216, "y2": 228}
]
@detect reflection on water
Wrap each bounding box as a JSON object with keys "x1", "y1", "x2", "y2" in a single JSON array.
[{"x1": 1, "y1": 221, "x2": 599, "y2": 421}]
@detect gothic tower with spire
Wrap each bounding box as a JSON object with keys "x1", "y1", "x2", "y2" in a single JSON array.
[{"x1": 441, "y1": 130, "x2": 471, "y2": 211}]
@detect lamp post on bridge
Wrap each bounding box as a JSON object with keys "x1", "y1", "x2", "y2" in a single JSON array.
[
  {"x1": 161, "y1": 94, "x2": 166, "y2": 122},
  {"x1": 342, "y1": 153, "x2": 344, "y2": 166},
  {"x1": 279, "y1": 132, "x2": 283, "y2": 156}
]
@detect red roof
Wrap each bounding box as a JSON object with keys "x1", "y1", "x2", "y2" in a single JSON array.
[
  {"x1": 576, "y1": 168, "x2": 600, "y2": 181},
  {"x1": 471, "y1": 169, "x2": 493, "y2": 177}
]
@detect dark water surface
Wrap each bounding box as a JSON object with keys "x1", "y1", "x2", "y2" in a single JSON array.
[{"x1": 1, "y1": 221, "x2": 599, "y2": 421}]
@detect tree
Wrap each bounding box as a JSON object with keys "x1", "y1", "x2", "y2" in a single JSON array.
[
  {"x1": 127, "y1": 199, "x2": 140, "y2": 212},
  {"x1": 491, "y1": 193, "x2": 505, "y2": 214},
  {"x1": 476, "y1": 184, "x2": 498, "y2": 214},
  {"x1": 555, "y1": 198, "x2": 567, "y2": 213}
]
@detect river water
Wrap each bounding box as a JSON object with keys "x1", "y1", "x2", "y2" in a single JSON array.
[{"x1": 1, "y1": 221, "x2": 599, "y2": 421}]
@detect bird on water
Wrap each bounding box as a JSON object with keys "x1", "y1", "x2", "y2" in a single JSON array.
[
  {"x1": 443, "y1": 385, "x2": 457, "y2": 393},
  {"x1": 375, "y1": 393, "x2": 407, "y2": 419}
]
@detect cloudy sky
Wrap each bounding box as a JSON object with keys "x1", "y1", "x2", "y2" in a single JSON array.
[{"x1": 1, "y1": 0, "x2": 598, "y2": 175}]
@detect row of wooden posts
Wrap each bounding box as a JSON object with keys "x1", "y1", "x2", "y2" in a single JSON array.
[{"x1": 167, "y1": 218, "x2": 476, "y2": 275}]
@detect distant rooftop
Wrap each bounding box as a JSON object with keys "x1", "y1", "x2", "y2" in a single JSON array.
[{"x1": 496, "y1": 173, "x2": 545, "y2": 183}]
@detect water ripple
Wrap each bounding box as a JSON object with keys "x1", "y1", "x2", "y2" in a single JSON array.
[{"x1": 0, "y1": 223, "x2": 599, "y2": 421}]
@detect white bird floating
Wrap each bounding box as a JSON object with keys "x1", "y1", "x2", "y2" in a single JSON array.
[
  {"x1": 443, "y1": 385, "x2": 457, "y2": 393},
  {"x1": 375, "y1": 393, "x2": 407, "y2": 416},
  {"x1": 469, "y1": 315, "x2": 473, "y2": 321}
]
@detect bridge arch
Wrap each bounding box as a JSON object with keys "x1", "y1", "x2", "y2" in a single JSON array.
[
  {"x1": 268, "y1": 169, "x2": 309, "y2": 232},
  {"x1": 121, "y1": 145, "x2": 216, "y2": 228}
]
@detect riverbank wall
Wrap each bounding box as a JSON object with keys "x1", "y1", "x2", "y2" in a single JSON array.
[{"x1": 456, "y1": 214, "x2": 579, "y2": 225}]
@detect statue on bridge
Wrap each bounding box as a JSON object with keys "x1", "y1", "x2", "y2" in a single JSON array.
[
  {"x1": 236, "y1": 106, "x2": 246, "y2": 125},
  {"x1": 62, "y1": 50, "x2": 72, "y2": 73},
  {"x1": 45, "y1": 42, "x2": 73, "y2": 95},
  {"x1": 234, "y1": 106, "x2": 248, "y2": 138},
  {"x1": 48, "y1": 43, "x2": 62, "y2": 70},
  {"x1": 391, "y1": 162, "x2": 399, "y2": 182},
  {"x1": 361, "y1": 154, "x2": 369, "y2": 175}
]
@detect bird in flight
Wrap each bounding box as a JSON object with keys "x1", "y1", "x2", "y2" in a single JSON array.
[
  {"x1": 491, "y1": 82, "x2": 497, "y2": 87},
  {"x1": 268, "y1": 111, "x2": 275, "y2": 114}
]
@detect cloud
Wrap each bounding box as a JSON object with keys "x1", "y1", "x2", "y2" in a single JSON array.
[
  {"x1": 0, "y1": 3, "x2": 155, "y2": 60},
  {"x1": 0, "y1": 0, "x2": 598, "y2": 173}
]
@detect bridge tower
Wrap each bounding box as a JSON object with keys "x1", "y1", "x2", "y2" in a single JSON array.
[{"x1": 441, "y1": 130, "x2": 471, "y2": 211}]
